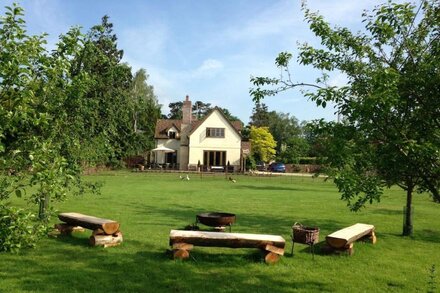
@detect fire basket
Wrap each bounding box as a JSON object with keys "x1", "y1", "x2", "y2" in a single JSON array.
[
  {"x1": 196, "y1": 212, "x2": 236, "y2": 232},
  {"x1": 291, "y1": 222, "x2": 320, "y2": 258}
]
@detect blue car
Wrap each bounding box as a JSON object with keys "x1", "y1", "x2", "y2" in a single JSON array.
[{"x1": 269, "y1": 162, "x2": 286, "y2": 173}]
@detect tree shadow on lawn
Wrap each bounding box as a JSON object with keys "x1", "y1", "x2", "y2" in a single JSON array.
[
  {"x1": 370, "y1": 208, "x2": 403, "y2": 216},
  {"x1": 11, "y1": 239, "x2": 333, "y2": 292},
  {"x1": 234, "y1": 184, "x2": 303, "y2": 192}
]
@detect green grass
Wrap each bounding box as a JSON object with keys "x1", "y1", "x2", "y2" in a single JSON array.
[{"x1": 1, "y1": 171, "x2": 439, "y2": 292}]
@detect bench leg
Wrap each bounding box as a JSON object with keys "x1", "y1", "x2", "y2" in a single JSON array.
[
  {"x1": 172, "y1": 243, "x2": 193, "y2": 260},
  {"x1": 370, "y1": 231, "x2": 377, "y2": 244},
  {"x1": 343, "y1": 243, "x2": 354, "y2": 256},
  {"x1": 263, "y1": 244, "x2": 284, "y2": 264},
  {"x1": 89, "y1": 231, "x2": 123, "y2": 247},
  {"x1": 54, "y1": 223, "x2": 85, "y2": 235},
  {"x1": 173, "y1": 249, "x2": 190, "y2": 260}
]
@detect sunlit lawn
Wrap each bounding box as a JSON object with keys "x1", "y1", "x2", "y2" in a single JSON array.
[{"x1": 1, "y1": 171, "x2": 439, "y2": 292}]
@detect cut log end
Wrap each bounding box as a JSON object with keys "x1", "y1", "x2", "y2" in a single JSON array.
[
  {"x1": 173, "y1": 249, "x2": 190, "y2": 260},
  {"x1": 102, "y1": 222, "x2": 120, "y2": 235},
  {"x1": 264, "y1": 252, "x2": 280, "y2": 264}
]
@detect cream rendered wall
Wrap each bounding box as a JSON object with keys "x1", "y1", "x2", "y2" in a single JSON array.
[
  {"x1": 188, "y1": 110, "x2": 241, "y2": 166},
  {"x1": 155, "y1": 139, "x2": 180, "y2": 164}
]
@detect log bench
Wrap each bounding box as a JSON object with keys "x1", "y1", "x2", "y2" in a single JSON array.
[
  {"x1": 55, "y1": 212, "x2": 122, "y2": 247},
  {"x1": 325, "y1": 223, "x2": 376, "y2": 255},
  {"x1": 169, "y1": 230, "x2": 286, "y2": 264}
]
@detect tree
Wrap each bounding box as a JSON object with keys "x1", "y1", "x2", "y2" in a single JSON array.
[
  {"x1": 130, "y1": 69, "x2": 161, "y2": 152},
  {"x1": 168, "y1": 101, "x2": 183, "y2": 119},
  {"x1": 266, "y1": 111, "x2": 302, "y2": 155},
  {"x1": 70, "y1": 15, "x2": 135, "y2": 166},
  {"x1": 249, "y1": 126, "x2": 276, "y2": 163},
  {"x1": 249, "y1": 102, "x2": 270, "y2": 127},
  {"x1": 250, "y1": 1, "x2": 440, "y2": 236},
  {"x1": 192, "y1": 101, "x2": 212, "y2": 119},
  {"x1": 167, "y1": 100, "x2": 243, "y2": 125},
  {"x1": 0, "y1": 4, "x2": 98, "y2": 250},
  {"x1": 279, "y1": 137, "x2": 310, "y2": 163},
  {"x1": 218, "y1": 107, "x2": 242, "y2": 123}
]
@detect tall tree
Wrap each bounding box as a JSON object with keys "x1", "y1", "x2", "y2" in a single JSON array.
[
  {"x1": 192, "y1": 101, "x2": 212, "y2": 119},
  {"x1": 266, "y1": 111, "x2": 302, "y2": 154},
  {"x1": 250, "y1": 1, "x2": 440, "y2": 235},
  {"x1": 70, "y1": 15, "x2": 134, "y2": 165},
  {"x1": 131, "y1": 69, "x2": 161, "y2": 151},
  {"x1": 249, "y1": 102, "x2": 270, "y2": 127},
  {"x1": 168, "y1": 101, "x2": 183, "y2": 119}
]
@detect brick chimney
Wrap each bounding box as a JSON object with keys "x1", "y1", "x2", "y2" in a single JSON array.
[{"x1": 182, "y1": 95, "x2": 192, "y2": 124}]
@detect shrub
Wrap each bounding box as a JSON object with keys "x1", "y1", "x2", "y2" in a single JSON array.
[{"x1": 0, "y1": 205, "x2": 46, "y2": 253}]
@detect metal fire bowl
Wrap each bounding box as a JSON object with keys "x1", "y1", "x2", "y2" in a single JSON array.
[{"x1": 196, "y1": 212, "x2": 236, "y2": 227}]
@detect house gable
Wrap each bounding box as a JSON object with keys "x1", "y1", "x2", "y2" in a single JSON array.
[{"x1": 188, "y1": 109, "x2": 241, "y2": 148}]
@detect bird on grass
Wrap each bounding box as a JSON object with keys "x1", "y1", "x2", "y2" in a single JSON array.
[
  {"x1": 229, "y1": 176, "x2": 236, "y2": 183},
  {"x1": 180, "y1": 174, "x2": 190, "y2": 180}
]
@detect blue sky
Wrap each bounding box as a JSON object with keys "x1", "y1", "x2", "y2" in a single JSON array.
[{"x1": 1, "y1": 0, "x2": 391, "y2": 124}]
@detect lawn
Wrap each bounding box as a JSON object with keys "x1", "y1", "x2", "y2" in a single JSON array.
[{"x1": 1, "y1": 171, "x2": 439, "y2": 292}]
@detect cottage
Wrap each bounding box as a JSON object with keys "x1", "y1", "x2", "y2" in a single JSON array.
[{"x1": 154, "y1": 96, "x2": 249, "y2": 171}]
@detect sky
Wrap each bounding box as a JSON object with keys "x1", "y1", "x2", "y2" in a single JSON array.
[{"x1": 1, "y1": 0, "x2": 391, "y2": 124}]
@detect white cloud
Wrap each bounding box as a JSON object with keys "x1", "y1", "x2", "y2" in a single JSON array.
[
  {"x1": 222, "y1": 0, "x2": 301, "y2": 42},
  {"x1": 197, "y1": 59, "x2": 223, "y2": 72},
  {"x1": 119, "y1": 23, "x2": 168, "y2": 64},
  {"x1": 329, "y1": 73, "x2": 349, "y2": 87}
]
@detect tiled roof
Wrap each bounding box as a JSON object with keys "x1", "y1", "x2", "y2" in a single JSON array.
[
  {"x1": 154, "y1": 109, "x2": 243, "y2": 139},
  {"x1": 154, "y1": 119, "x2": 182, "y2": 139}
]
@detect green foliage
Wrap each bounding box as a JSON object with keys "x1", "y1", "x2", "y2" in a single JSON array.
[
  {"x1": 130, "y1": 69, "x2": 161, "y2": 152},
  {"x1": 249, "y1": 126, "x2": 276, "y2": 162},
  {"x1": 249, "y1": 102, "x2": 270, "y2": 127},
  {"x1": 250, "y1": 0, "x2": 440, "y2": 235},
  {"x1": 278, "y1": 137, "x2": 310, "y2": 163},
  {"x1": 0, "y1": 204, "x2": 46, "y2": 253},
  {"x1": 167, "y1": 101, "x2": 183, "y2": 119}
]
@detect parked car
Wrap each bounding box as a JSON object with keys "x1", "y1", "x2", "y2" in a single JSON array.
[
  {"x1": 256, "y1": 161, "x2": 266, "y2": 171},
  {"x1": 268, "y1": 162, "x2": 286, "y2": 173}
]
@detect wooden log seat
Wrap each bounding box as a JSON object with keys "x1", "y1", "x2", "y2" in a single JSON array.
[
  {"x1": 169, "y1": 230, "x2": 286, "y2": 264},
  {"x1": 56, "y1": 212, "x2": 122, "y2": 247},
  {"x1": 325, "y1": 223, "x2": 376, "y2": 255}
]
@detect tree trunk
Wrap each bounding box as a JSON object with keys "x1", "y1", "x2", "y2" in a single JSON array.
[
  {"x1": 38, "y1": 194, "x2": 50, "y2": 222},
  {"x1": 402, "y1": 185, "x2": 414, "y2": 236}
]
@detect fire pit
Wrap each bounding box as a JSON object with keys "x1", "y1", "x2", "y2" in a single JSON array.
[{"x1": 196, "y1": 212, "x2": 236, "y2": 232}]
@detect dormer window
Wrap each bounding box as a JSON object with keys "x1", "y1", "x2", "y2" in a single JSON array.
[
  {"x1": 168, "y1": 131, "x2": 176, "y2": 139},
  {"x1": 206, "y1": 127, "x2": 225, "y2": 138}
]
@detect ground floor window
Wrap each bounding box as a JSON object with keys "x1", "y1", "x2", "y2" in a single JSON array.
[
  {"x1": 203, "y1": 151, "x2": 226, "y2": 166},
  {"x1": 165, "y1": 152, "x2": 177, "y2": 164}
]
